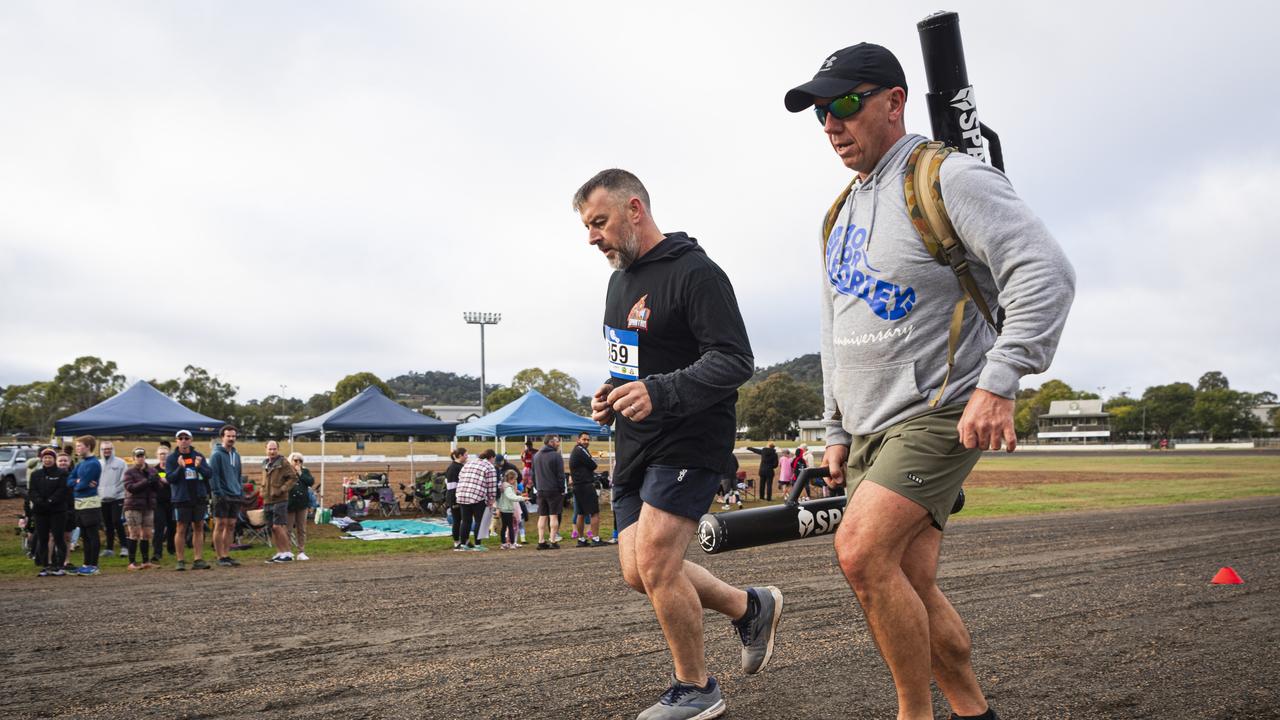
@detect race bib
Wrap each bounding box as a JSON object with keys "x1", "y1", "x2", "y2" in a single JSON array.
[{"x1": 605, "y1": 324, "x2": 639, "y2": 380}]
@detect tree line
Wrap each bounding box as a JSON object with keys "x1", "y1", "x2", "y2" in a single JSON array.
[
  {"x1": 3, "y1": 357, "x2": 1275, "y2": 442},
  {"x1": 0, "y1": 357, "x2": 593, "y2": 439},
  {"x1": 736, "y1": 368, "x2": 1277, "y2": 441}
]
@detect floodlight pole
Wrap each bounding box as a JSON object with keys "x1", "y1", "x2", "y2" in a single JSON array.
[{"x1": 463, "y1": 312, "x2": 502, "y2": 415}]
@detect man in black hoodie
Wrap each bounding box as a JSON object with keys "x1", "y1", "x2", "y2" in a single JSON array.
[
  {"x1": 574, "y1": 169, "x2": 784, "y2": 720},
  {"x1": 747, "y1": 443, "x2": 779, "y2": 501}
]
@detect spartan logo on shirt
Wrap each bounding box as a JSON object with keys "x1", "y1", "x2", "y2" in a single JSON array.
[
  {"x1": 627, "y1": 294, "x2": 651, "y2": 330},
  {"x1": 827, "y1": 222, "x2": 917, "y2": 321}
]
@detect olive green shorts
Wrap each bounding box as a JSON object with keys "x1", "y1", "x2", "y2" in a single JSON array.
[{"x1": 845, "y1": 403, "x2": 980, "y2": 531}]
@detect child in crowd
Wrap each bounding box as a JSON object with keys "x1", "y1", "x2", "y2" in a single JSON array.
[
  {"x1": 58, "y1": 453, "x2": 79, "y2": 567},
  {"x1": 497, "y1": 470, "x2": 528, "y2": 549},
  {"x1": 777, "y1": 448, "x2": 794, "y2": 497}
]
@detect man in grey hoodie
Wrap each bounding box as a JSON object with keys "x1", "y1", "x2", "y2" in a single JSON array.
[
  {"x1": 785, "y1": 44, "x2": 1074, "y2": 720},
  {"x1": 96, "y1": 441, "x2": 128, "y2": 558}
]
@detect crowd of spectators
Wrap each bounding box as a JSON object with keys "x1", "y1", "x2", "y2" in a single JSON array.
[
  {"x1": 22, "y1": 429, "x2": 810, "y2": 575},
  {"x1": 22, "y1": 425, "x2": 316, "y2": 576}
]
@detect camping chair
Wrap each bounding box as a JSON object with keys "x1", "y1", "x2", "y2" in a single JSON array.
[
  {"x1": 376, "y1": 486, "x2": 400, "y2": 517},
  {"x1": 237, "y1": 508, "x2": 271, "y2": 547},
  {"x1": 736, "y1": 470, "x2": 757, "y2": 502}
]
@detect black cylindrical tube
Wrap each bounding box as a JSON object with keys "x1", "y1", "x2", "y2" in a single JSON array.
[
  {"x1": 917, "y1": 11, "x2": 992, "y2": 167},
  {"x1": 698, "y1": 467, "x2": 966, "y2": 554},
  {"x1": 698, "y1": 496, "x2": 848, "y2": 554},
  {"x1": 918, "y1": 11, "x2": 967, "y2": 92}
]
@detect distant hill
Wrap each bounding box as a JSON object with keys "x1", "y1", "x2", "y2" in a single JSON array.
[
  {"x1": 385, "y1": 371, "x2": 501, "y2": 405},
  {"x1": 749, "y1": 353, "x2": 821, "y2": 393}
]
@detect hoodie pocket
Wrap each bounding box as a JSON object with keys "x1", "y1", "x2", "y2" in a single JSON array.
[{"x1": 831, "y1": 360, "x2": 924, "y2": 429}]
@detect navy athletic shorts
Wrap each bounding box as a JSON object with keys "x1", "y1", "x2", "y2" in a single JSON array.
[{"x1": 612, "y1": 465, "x2": 720, "y2": 534}]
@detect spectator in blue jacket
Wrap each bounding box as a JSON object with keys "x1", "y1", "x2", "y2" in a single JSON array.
[
  {"x1": 207, "y1": 425, "x2": 244, "y2": 568},
  {"x1": 165, "y1": 430, "x2": 212, "y2": 571},
  {"x1": 66, "y1": 435, "x2": 103, "y2": 575}
]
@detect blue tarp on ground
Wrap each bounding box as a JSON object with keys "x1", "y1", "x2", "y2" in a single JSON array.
[
  {"x1": 455, "y1": 389, "x2": 610, "y2": 438},
  {"x1": 54, "y1": 381, "x2": 226, "y2": 436},
  {"x1": 342, "y1": 518, "x2": 453, "y2": 540},
  {"x1": 291, "y1": 386, "x2": 457, "y2": 437}
]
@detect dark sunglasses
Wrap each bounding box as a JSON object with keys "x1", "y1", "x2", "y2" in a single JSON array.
[{"x1": 814, "y1": 87, "x2": 886, "y2": 125}]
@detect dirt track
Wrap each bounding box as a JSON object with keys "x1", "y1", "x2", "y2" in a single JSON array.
[{"x1": 2, "y1": 498, "x2": 1277, "y2": 720}]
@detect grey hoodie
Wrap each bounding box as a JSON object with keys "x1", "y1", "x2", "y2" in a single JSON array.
[{"x1": 820, "y1": 134, "x2": 1075, "y2": 443}]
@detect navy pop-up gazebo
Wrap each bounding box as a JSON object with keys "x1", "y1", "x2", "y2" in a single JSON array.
[
  {"x1": 54, "y1": 380, "x2": 225, "y2": 436},
  {"x1": 455, "y1": 389, "x2": 610, "y2": 439},
  {"x1": 291, "y1": 386, "x2": 457, "y2": 497}
]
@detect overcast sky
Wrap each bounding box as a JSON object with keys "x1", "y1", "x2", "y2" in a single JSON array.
[{"x1": 1, "y1": 1, "x2": 1277, "y2": 404}]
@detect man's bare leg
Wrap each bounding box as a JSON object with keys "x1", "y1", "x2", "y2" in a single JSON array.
[
  {"x1": 835, "y1": 481, "x2": 935, "y2": 720},
  {"x1": 618, "y1": 504, "x2": 748, "y2": 684},
  {"x1": 901, "y1": 527, "x2": 989, "y2": 717},
  {"x1": 174, "y1": 522, "x2": 187, "y2": 562},
  {"x1": 191, "y1": 523, "x2": 205, "y2": 562},
  {"x1": 272, "y1": 525, "x2": 291, "y2": 555}
]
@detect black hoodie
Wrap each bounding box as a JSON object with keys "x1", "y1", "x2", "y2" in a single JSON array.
[
  {"x1": 602, "y1": 232, "x2": 753, "y2": 488},
  {"x1": 28, "y1": 465, "x2": 70, "y2": 513}
]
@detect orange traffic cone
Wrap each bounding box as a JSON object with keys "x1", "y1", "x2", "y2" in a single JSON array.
[{"x1": 1211, "y1": 567, "x2": 1243, "y2": 584}]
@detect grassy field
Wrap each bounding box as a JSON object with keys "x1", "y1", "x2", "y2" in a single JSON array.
[{"x1": 3, "y1": 453, "x2": 1276, "y2": 579}]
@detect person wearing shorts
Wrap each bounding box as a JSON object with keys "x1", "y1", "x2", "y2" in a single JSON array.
[
  {"x1": 260, "y1": 440, "x2": 298, "y2": 564},
  {"x1": 576, "y1": 169, "x2": 784, "y2": 719},
  {"x1": 532, "y1": 437, "x2": 565, "y2": 550},
  {"x1": 569, "y1": 432, "x2": 604, "y2": 546},
  {"x1": 208, "y1": 425, "x2": 244, "y2": 567},
  {"x1": 122, "y1": 447, "x2": 159, "y2": 570},
  {"x1": 786, "y1": 42, "x2": 1074, "y2": 720},
  {"x1": 165, "y1": 430, "x2": 212, "y2": 571}
]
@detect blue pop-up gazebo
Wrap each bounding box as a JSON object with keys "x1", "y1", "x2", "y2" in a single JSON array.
[
  {"x1": 54, "y1": 380, "x2": 225, "y2": 436},
  {"x1": 456, "y1": 389, "x2": 610, "y2": 438},
  {"x1": 291, "y1": 385, "x2": 457, "y2": 496}
]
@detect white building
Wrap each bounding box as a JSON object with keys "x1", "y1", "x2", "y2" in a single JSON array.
[
  {"x1": 1037, "y1": 399, "x2": 1111, "y2": 444},
  {"x1": 798, "y1": 419, "x2": 826, "y2": 444},
  {"x1": 424, "y1": 405, "x2": 483, "y2": 424}
]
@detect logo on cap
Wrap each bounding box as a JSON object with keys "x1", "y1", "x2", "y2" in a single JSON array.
[{"x1": 820, "y1": 55, "x2": 837, "y2": 72}]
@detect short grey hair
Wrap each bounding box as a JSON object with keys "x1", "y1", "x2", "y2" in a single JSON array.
[{"x1": 572, "y1": 168, "x2": 651, "y2": 213}]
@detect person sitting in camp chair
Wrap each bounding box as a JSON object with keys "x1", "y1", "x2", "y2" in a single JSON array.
[
  {"x1": 231, "y1": 482, "x2": 264, "y2": 550},
  {"x1": 428, "y1": 475, "x2": 447, "y2": 514}
]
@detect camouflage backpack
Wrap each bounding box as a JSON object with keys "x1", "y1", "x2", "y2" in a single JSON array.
[{"x1": 821, "y1": 140, "x2": 1001, "y2": 408}]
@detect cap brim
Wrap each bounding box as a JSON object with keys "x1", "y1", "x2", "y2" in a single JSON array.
[{"x1": 784, "y1": 76, "x2": 861, "y2": 112}]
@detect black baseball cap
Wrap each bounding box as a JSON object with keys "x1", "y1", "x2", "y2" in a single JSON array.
[{"x1": 784, "y1": 43, "x2": 908, "y2": 112}]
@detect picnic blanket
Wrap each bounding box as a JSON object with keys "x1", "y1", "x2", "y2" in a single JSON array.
[{"x1": 339, "y1": 518, "x2": 453, "y2": 541}]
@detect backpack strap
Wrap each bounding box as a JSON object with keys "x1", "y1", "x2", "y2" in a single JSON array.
[
  {"x1": 821, "y1": 177, "x2": 858, "y2": 260},
  {"x1": 905, "y1": 140, "x2": 1001, "y2": 407}
]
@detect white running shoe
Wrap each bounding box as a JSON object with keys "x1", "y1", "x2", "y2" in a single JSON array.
[{"x1": 297, "y1": 552, "x2": 310, "y2": 561}]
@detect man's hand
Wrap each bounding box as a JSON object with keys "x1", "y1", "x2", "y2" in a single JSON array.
[
  {"x1": 957, "y1": 388, "x2": 1017, "y2": 452},
  {"x1": 824, "y1": 444, "x2": 849, "y2": 487},
  {"x1": 590, "y1": 384, "x2": 616, "y2": 424},
  {"x1": 606, "y1": 381, "x2": 652, "y2": 422}
]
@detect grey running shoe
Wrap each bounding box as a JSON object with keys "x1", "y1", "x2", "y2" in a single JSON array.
[
  {"x1": 736, "y1": 586, "x2": 784, "y2": 674},
  {"x1": 636, "y1": 675, "x2": 725, "y2": 720}
]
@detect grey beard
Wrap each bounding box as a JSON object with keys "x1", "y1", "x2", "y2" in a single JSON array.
[{"x1": 610, "y1": 227, "x2": 640, "y2": 270}]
